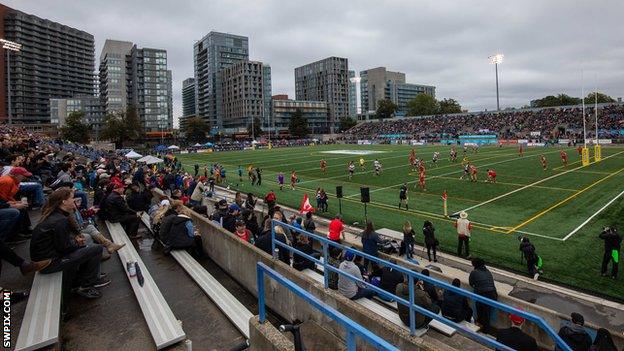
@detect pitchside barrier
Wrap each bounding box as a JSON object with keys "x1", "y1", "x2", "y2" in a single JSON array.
[
  {"x1": 271, "y1": 219, "x2": 573, "y2": 351},
  {"x1": 256, "y1": 262, "x2": 399, "y2": 351}
]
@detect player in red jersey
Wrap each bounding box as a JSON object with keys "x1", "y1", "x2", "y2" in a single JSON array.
[
  {"x1": 290, "y1": 170, "x2": 298, "y2": 189},
  {"x1": 577, "y1": 145, "x2": 583, "y2": 156},
  {"x1": 560, "y1": 150, "x2": 568, "y2": 167},
  {"x1": 486, "y1": 168, "x2": 497, "y2": 183},
  {"x1": 320, "y1": 159, "x2": 327, "y2": 173},
  {"x1": 518, "y1": 144, "x2": 525, "y2": 157},
  {"x1": 418, "y1": 168, "x2": 426, "y2": 191},
  {"x1": 409, "y1": 154, "x2": 417, "y2": 172},
  {"x1": 469, "y1": 164, "x2": 478, "y2": 182},
  {"x1": 540, "y1": 155, "x2": 548, "y2": 170}
]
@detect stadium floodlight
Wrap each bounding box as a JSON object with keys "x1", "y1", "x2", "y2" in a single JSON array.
[
  {"x1": 1, "y1": 39, "x2": 21, "y2": 125},
  {"x1": 489, "y1": 53, "x2": 504, "y2": 111}
]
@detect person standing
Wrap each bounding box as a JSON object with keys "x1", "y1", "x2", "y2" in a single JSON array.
[
  {"x1": 469, "y1": 258, "x2": 498, "y2": 334},
  {"x1": 360, "y1": 220, "x2": 381, "y2": 268},
  {"x1": 455, "y1": 211, "x2": 472, "y2": 258},
  {"x1": 519, "y1": 237, "x2": 540, "y2": 280},
  {"x1": 194, "y1": 164, "x2": 199, "y2": 177},
  {"x1": 328, "y1": 214, "x2": 345, "y2": 243},
  {"x1": 264, "y1": 190, "x2": 277, "y2": 217},
  {"x1": 398, "y1": 183, "x2": 408, "y2": 210},
  {"x1": 496, "y1": 312, "x2": 538, "y2": 351},
  {"x1": 423, "y1": 220, "x2": 438, "y2": 262},
  {"x1": 599, "y1": 227, "x2": 621, "y2": 279},
  {"x1": 277, "y1": 172, "x2": 284, "y2": 191},
  {"x1": 256, "y1": 168, "x2": 262, "y2": 186},
  {"x1": 402, "y1": 221, "x2": 415, "y2": 260}
]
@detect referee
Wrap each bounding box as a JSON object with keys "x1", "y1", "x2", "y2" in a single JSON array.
[{"x1": 399, "y1": 183, "x2": 408, "y2": 210}]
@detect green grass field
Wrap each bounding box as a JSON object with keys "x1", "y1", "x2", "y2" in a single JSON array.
[{"x1": 177, "y1": 144, "x2": 624, "y2": 300}]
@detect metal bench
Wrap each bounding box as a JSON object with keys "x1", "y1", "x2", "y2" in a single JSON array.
[
  {"x1": 15, "y1": 272, "x2": 63, "y2": 351},
  {"x1": 105, "y1": 221, "x2": 186, "y2": 349},
  {"x1": 170, "y1": 250, "x2": 253, "y2": 338}
]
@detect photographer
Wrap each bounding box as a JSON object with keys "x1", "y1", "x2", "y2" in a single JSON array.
[
  {"x1": 519, "y1": 237, "x2": 541, "y2": 280},
  {"x1": 599, "y1": 227, "x2": 621, "y2": 279}
]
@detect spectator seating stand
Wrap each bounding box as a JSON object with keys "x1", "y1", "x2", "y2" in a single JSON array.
[
  {"x1": 15, "y1": 272, "x2": 63, "y2": 351},
  {"x1": 105, "y1": 221, "x2": 186, "y2": 349}
]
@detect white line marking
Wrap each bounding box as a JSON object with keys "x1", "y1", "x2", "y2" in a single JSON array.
[
  {"x1": 563, "y1": 188, "x2": 624, "y2": 241},
  {"x1": 457, "y1": 150, "x2": 624, "y2": 214}
]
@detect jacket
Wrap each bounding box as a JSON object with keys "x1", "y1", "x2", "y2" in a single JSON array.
[
  {"x1": 379, "y1": 267, "x2": 403, "y2": 295},
  {"x1": 496, "y1": 327, "x2": 538, "y2": 351},
  {"x1": 102, "y1": 192, "x2": 136, "y2": 222},
  {"x1": 423, "y1": 226, "x2": 437, "y2": 247},
  {"x1": 469, "y1": 267, "x2": 497, "y2": 294},
  {"x1": 126, "y1": 190, "x2": 151, "y2": 212},
  {"x1": 361, "y1": 231, "x2": 381, "y2": 257},
  {"x1": 520, "y1": 241, "x2": 537, "y2": 261},
  {"x1": 556, "y1": 323, "x2": 592, "y2": 351},
  {"x1": 338, "y1": 260, "x2": 363, "y2": 299},
  {"x1": 30, "y1": 210, "x2": 80, "y2": 261},
  {"x1": 160, "y1": 214, "x2": 195, "y2": 249},
  {"x1": 599, "y1": 229, "x2": 622, "y2": 252},
  {"x1": 441, "y1": 289, "x2": 471, "y2": 322},
  {"x1": 396, "y1": 283, "x2": 439, "y2": 328}
]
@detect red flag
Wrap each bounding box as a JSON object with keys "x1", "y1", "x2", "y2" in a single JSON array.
[
  {"x1": 442, "y1": 190, "x2": 448, "y2": 201},
  {"x1": 300, "y1": 193, "x2": 315, "y2": 214}
]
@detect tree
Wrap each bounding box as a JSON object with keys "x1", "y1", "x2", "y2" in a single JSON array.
[
  {"x1": 59, "y1": 111, "x2": 91, "y2": 144},
  {"x1": 407, "y1": 93, "x2": 439, "y2": 116},
  {"x1": 439, "y1": 98, "x2": 462, "y2": 114},
  {"x1": 184, "y1": 116, "x2": 210, "y2": 143},
  {"x1": 339, "y1": 116, "x2": 357, "y2": 132},
  {"x1": 247, "y1": 116, "x2": 263, "y2": 139},
  {"x1": 376, "y1": 99, "x2": 398, "y2": 119},
  {"x1": 533, "y1": 94, "x2": 581, "y2": 107},
  {"x1": 101, "y1": 106, "x2": 143, "y2": 148},
  {"x1": 288, "y1": 109, "x2": 310, "y2": 138},
  {"x1": 585, "y1": 92, "x2": 615, "y2": 104}
]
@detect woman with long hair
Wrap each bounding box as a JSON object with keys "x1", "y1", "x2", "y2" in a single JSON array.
[
  {"x1": 402, "y1": 221, "x2": 415, "y2": 260},
  {"x1": 361, "y1": 220, "x2": 381, "y2": 268},
  {"x1": 159, "y1": 200, "x2": 203, "y2": 258},
  {"x1": 423, "y1": 220, "x2": 438, "y2": 262},
  {"x1": 30, "y1": 188, "x2": 108, "y2": 299}
]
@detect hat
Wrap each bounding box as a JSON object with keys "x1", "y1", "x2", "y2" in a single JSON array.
[
  {"x1": 229, "y1": 204, "x2": 241, "y2": 212},
  {"x1": 509, "y1": 308, "x2": 525, "y2": 325},
  {"x1": 159, "y1": 199, "x2": 170, "y2": 207},
  {"x1": 9, "y1": 167, "x2": 32, "y2": 177},
  {"x1": 571, "y1": 313, "x2": 584, "y2": 326},
  {"x1": 459, "y1": 211, "x2": 468, "y2": 219},
  {"x1": 344, "y1": 250, "x2": 355, "y2": 261}
]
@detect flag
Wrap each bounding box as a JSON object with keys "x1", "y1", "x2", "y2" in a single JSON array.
[
  {"x1": 442, "y1": 190, "x2": 448, "y2": 201},
  {"x1": 300, "y1": 193, "x2": 315, "y2": 214},
  {"x1": 442, "y1": 190, "x2": 448, "y2": 217}
]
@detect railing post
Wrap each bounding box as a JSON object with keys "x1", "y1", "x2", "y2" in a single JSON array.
[
  {"x1": 408, "y1": 275, "x2": 416, "y2": 336},
  {"x1": 346, "y1": 330, "x2": 356, "y2": 351},
  {"x1": 322, "y1": 241, "x2": 329, "y2": 289},
  {"x1": 257, "y1": 265, "x2": 266, "y2": 323},
  {"x1": 271, "y1": 221, "x2": 277, "y2": 260}
]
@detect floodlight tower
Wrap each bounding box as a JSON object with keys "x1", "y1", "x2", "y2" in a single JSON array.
[
  {"x1": 1, "y1": 39, "x2": 22, "y2": 125},
  {"x1": 489, "y1": 53, "x2": 504, "y2": 111}
]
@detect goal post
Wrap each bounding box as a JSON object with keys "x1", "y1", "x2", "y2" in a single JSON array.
[{"x1": 582, "y1": 147, "x2": 590, "y2": 166}]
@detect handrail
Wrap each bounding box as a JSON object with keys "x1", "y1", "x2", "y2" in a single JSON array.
[
  {"x1": 271, "y1": 219, "x2": 572, "y2": 351},
  {"x1": 256, "y1": 262, "x2": 399, "y2": 351}
]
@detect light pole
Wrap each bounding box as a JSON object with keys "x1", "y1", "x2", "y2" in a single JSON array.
[
  {"x1": 1, "y1": 39, "x2": 22, "y2": 125},
  {"x1": 489, "y1": 53, "x2": 504, "y2": 111}
]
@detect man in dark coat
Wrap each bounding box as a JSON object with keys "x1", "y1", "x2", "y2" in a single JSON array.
[
  {"x1": 441, "y1": 278, "x2": 473, "y2": 323},
  {"x1": 496, "y1": 312, "x2": 538, "y2": 351},
  {"x1": 469, "y1": 258, "x2": 498, "y2": 334},
  {"x1": 102, "y1": 183, "x2": 140, "y2": 237},
  {"x1": 599, "y1": 227, "x2": 621, "y2": 278},
  {"x1": 555, "y1": 313, "x2": 592, "y2": 351}
]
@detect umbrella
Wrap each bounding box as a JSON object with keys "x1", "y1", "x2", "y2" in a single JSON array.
[
  {"x1": 137, "y1": 155, "x2": 164, "y2": 165},
  {"x1": 167, "y1": 145, "x2": 180, "y2": 150},
  {"x1": 203, "y1": 142, "x2": 214, "y2": 147},
  {"x1": 125, "y1": 150, "x2": 143, "y2": 159}
]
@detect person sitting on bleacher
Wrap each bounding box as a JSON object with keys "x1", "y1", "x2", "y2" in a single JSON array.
[
  {"x1": 160, "y1": 200, "x2": 204, "y2": 258},
  {"x1": 396, "y1": 273, "x2": 440, "y2": 329},
  {"x1": 441, "y1": 278, "x2": 473, "y2": 323},
  {"x1": 327, "y1": 247, "x2": 342, "y2": 290},
  {"x1": 71, "y1": 197, "x2": 125, "y2": 260},
  {"x1": 102, "y1": 183, "x2": 141, "y2": 239},
  {"x1": 126, "y1": 182, "x2": 151, "y2": 213},
  {"x1": 222, "y1": 204, "x2": 241, "y2": 233},
  {"x1": 555, "y1": 312, "x2": 592, "y2": 351},
  {"x1": 496, "y1": 310, "x2": 538, "y2": 351},
  {"x1": 0, "y1": 167, "x2": 35, "y2": 236},
  {"x1": 30, "y1": 188, "x2": 109, "y2": 299},
  {"x1": 421, "y1": 269, "x2": 442, "y2": 307},
  {"x1": 376, "y1": 264, "x2": 403, "y2": 302},
  {"x1": 338, "y1": 250, "x2": 376, "y2": 300},
  {"x1": 292, "y1": 233, "x2": 319, "y2": 271}
]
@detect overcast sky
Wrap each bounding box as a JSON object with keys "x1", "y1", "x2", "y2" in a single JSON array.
[{"x1": 6, "y1": 0, "x2": 624, "y2": 126}]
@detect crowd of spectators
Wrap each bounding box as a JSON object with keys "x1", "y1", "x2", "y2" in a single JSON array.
[{"x1": 345, "y1": 104, "x2": 624, "y2": 141}]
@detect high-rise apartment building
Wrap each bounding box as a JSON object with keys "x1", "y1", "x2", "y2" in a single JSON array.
[
  {"x1": 0, "y1": 4, "x2": 95, "y2": 124},
  {"x1": 220, "y1": 61, "x2": 270, "y2": 132},
  {"x1": 360, "y1": 67, "x2": 435, "y2": 116},
  {"x1": 294, "y1": 57, "x2": 349, "y2": 133},
  {"x1": 348, "y1": 70, "x2": 357, "y2": 117},
  {"x1": 262, "y1": 64, "x2": 272, "y2": 130},
  {"x1": 182, "y1": 78, "x2": 196, "y2": 118},
  {"x1": 194, "y1": 32, "x2": 249, "y2": 130},
  {"x1": 271, "y1": 95, "x2": 328, "y2": 134},
  {"x1": 99, "y1": 40, "x2": 173, "y2": 132}
]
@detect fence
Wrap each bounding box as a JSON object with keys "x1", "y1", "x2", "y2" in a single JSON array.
[
  {"x1": 270, "y1": 219, "x2": 572, "y2": 351},
  {"x1": 256, "y1": 261, "x2": 399, "y2": 351}
]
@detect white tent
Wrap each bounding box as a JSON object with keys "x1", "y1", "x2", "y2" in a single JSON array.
[
  {"x1": 194, "y1": 143, "x2": 202, "y2": 147},
  {"x1": 137, "y1": 155, "x2": 164, "y2": 165},
  {"x1": 167, "y1": 145, "x2": 180, "y2": 150},
  {"x1": 124, "y1": 150, "x2": 143, "y2": 159}
]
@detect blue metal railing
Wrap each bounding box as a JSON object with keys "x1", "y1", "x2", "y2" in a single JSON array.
[
  {"x1": 256, "y1": 262, "x2": 399, "y2": 351},
  {"x1": 270, "y1": 219, "x2": 572, "y2": 351}
]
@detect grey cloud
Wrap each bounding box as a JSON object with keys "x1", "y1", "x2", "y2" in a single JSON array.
[{"x1": 5, "y1": 0, "x2": 623, "y2": 126}]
